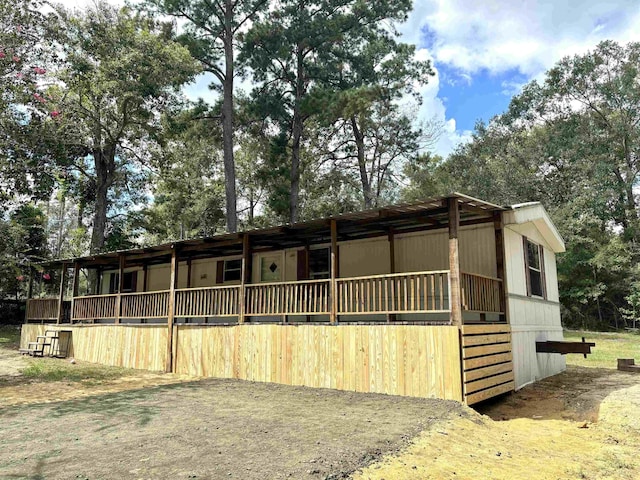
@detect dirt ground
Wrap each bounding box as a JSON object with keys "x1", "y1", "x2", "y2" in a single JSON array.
[
  {"x1": 0, "y1": 359, "x2": 463, "y2": 479},
  {"x1": 354, "y1": 366, "x2": 640, "y2": 480},
  {"x1": 2, "y1": 339, "x2": 640, "y2": 479}
]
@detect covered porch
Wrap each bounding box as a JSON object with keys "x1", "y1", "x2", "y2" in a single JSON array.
[{"x1": 26, "y1": 194, "x2": 507, "y2": 328}]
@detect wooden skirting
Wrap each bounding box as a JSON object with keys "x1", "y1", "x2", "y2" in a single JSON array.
[
  {"x1": 21, "y1": 324, "x2": 167, "y2": 371},
  {"x1": 174, "y1": 324, "x2": 463, "y2": 401},
  {"x1": 461, "y1": 324, "x2": 514, "y2": 405},
  {"x1": 20, "y1": 323, "x2": 471, "y2": 402}
]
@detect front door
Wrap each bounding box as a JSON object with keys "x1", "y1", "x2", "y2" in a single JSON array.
[
  {"x1": 254, "y1": 252, "x2": 284, "y2": 322},
  {"x1": 259, "y1": 253, "x2": 283, "y2": 283}
]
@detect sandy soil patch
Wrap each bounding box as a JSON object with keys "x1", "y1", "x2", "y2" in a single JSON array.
[{"x1": 353, "y1": 366, "x2": 640, "y2": 480}]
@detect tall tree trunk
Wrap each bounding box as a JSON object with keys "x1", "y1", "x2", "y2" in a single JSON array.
[
  {"x1": 248, "y1": 186, "x2": 255, "y2": 225},
  {"x1": 289, "y1": 45, "x2": 306, "y2": 224},
  {"x1": 56, "y1": 195, "x2": 66, "y2": 257},
  {"x1": 351, "y1": 116, "x2": 373, "y2": 209},
  {"x1": 90, "y1": 148, "x2": 114, "y2": 254},
  {"x1": 290, "y1": 107, "x2": 303, "y2": 224},
  {"x1": 222, "y1": 1, "x2": 238, "y2": 233}
]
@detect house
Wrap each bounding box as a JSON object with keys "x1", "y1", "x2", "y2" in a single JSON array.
[{"x1": 21, "y1": 193, "x2": 566, "y2": 404}]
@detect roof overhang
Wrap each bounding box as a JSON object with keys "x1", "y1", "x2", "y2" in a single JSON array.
[
  {"x1": 38, "y1": 193, "x2": 506, "y2": 269},
  {"x1": 503, "y1": 202, "x2": 565, "y2": 253}
]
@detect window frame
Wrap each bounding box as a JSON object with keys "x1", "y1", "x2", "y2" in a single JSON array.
[
  {"x1": 223, "y1": 258, "x2": 242, "y2": 283},
  {"x1": 523, "y1": 237, "x2": 546, "y2": 299},
  {"x1": 308, "y1": 246, "x2": 330, "y2": 280},
  {"x1": 108, "y1": 271, "x2": 137, "y2": 294}
]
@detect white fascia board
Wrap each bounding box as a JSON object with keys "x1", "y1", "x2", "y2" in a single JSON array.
[{"x1": 503, "y1": 203, "x2": 566, "y2": 253}]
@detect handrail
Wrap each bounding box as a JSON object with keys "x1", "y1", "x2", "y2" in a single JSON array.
[
  {"x1": 243, "y1": 278, "x2": 331, "y2": 288},
  {"x1": 120, "y1": 289, "x2": 171, "y2": 297},
  {"x1": 174, "y1": 285, "x2": 241, "y2": 292},
  {"x1": 337, "y1": 270, "x2": 451, "y2": 282},
  {"x1": 73, "y1": 293, "x2": 118, "y2": 299},
  {"x1": 460, "y1": 271, "x2": 503, "y2": 283}
]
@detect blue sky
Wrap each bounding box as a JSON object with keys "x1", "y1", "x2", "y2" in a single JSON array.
[
  {"x1": 436, "y1": 66, "x2": 526, "y2": 131},
  {"x1": 63, "y1": 0, "x2": 640, "y2": 156}
]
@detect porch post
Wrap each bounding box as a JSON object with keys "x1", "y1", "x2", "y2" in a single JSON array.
[
  {"x1": 72, "y1": 262, "x2": 80, "y2": 297},
  {"x1": 494, "y1": 212, "x2": 508, "y2": 322},
  {"x1": 387, "y1": 228, "x2": 396, "y2": 323},
  {"x1": 186, "y1": 258, "x2": 192, "y2": 288},
  {"x1": 239, "y1": 234, "x2": 251, "y2": 324},
  {"x1": 447, "y1": 198, "x2": 462, "y2": 326},
  {"x1": 56, "y1": 263, "x2": 68, "y2": 324},
  {"x1": 71, "y1": 261, "x2": 80, "y2": 323},
  {"x1": 114, "y1": 254, "x2": 125, "y2": 324},
  {"x1": 166, "y1": 247, "x2": 177, "y2": 373},
  {"x1": 96, "y1": 267, "x2": 102, "y2": 295},
  {"x1": 142, "y1": 264, "x2": 148, "y2": 292},
  {"x1": 330, "y1": 219, "x2": 338, "y2": 324}
]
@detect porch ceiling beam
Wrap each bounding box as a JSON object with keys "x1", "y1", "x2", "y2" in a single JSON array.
[
  {"x1": 459, "y1": 201, "x2": 496, "y2": 215},
  {"x1": 344, "y1": 206, "x2": 450, "y2": 228},
  {"x1": 125, "y1": 250, "x2": 173, "y2": 262},
  {"x1": 181, "y1": 237, "x2": 243, "y2": 253}
]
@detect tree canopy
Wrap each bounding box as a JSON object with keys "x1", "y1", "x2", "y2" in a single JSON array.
[
  {"x1": 403, "y1": 40, "x2": 640, "y2": 330},
  {"x1": 2, "y1": 0, "x2": 640, "y2": 331}
]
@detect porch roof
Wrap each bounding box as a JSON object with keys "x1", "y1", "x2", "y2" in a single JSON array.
[{"x1": 41, "y1": 193, "x2": 505, "y2": 270}]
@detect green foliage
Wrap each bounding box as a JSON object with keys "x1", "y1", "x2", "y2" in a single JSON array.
[
  {"x1": 0, "y1": 204, "x2": 48, "y2": 298},
  {"x1": 0, "y1": 0, "x2": 59, "y2": 203},
  {"x1": 402, "y1": 152, "x2": 448, "y2": 202},
  {"x1": 242, "y1": 0, "x2": 418, "y2": 220},
  {"x1": 404, "y1": 40, "x2": 640, "y2": 331},
  {"x1": 0, "y1": 325, "x2": 21, "y2": 348},
  {"x1": 39, "y1": 2, "x2": 201, "y2": 253},
  {"x1": 141, "y1": 107, "x2": 226, "y2": 242}
]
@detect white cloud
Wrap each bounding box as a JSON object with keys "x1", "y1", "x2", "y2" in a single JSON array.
[
  {"x1": 400, "y1": 0, "x2": 640, "y2": 156},
  {"x1": 409, "y1": 0, "x2": 640, "y2": 76}
]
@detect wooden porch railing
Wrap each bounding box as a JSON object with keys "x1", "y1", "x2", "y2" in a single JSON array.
[
  {"x1": 25, "y1": 298, "x2": 59, "y2": 321},
  {"x1": 461, "y1": 272, "x2": 503, "y2": 313},
  {"x1": 121, "y1": 290, "x2": 171, "y2": 319},
  {"x1": 336, "y1": 271, "x2": 450, "y2": 315},
  {"x1": 72, "y1": 294, "x2": 118, "y2": 320},
  {"x1": 245, "y1": 279, "x2": 330, "y2": 315},
  {"x1": 30, "y1": 269, "x2": 504, "y2": 323},
  {"x1": 175, "y1": 285, "x2": 240, "y2": 317}
]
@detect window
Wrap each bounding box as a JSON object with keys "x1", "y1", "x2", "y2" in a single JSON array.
[
  {"x1": 108, "y1": 271, "x2": 137, "y2": 293},
  {"x1": 223, "y1": 259, "x2": 242, "y2": 282},
  {"x1": 524, "y1": 238, "x2": 545, "y2": 298},
  {"x1": 309, "y1": 248, "x2": 330, "y2": 279},
  {"x1": 260, "y1": 255, "x2": 282, "y2": 282}
]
